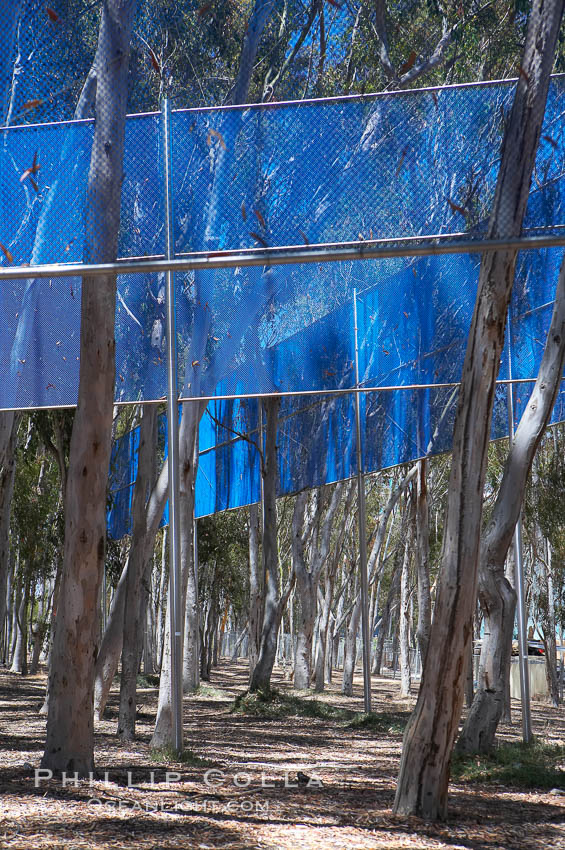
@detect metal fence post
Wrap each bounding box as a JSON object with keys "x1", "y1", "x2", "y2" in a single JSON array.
[
  {"x1": 162, "y1": 97, "x2": 183, "y2": 753},
  {"x1": 353, "y1": 289, "x2": 372, "y2": 714}
]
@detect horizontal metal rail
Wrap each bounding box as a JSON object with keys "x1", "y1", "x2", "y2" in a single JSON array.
[
  {"x1": 0, "y1": 374, "x2": 559, "y2": 414},
  {"x1": 178, "y1": 375, "x2": 551, "y2": 404},
  {"x1": 1, "y1": 232, "x2": 565, "y2": 280},
  {"x1": 5, "y1": 72, "x2": 564, "y2": 130}
]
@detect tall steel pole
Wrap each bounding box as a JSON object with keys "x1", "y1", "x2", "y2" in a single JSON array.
[
  {"x1": 353, "y1": 289, "x2": 372, "y2": 714},
  {"x1": 506, "y1": 316, "x2": 532, "y2": 743},
  {"x1": 162, "y1": 98, "x2": 183, "y2": 752}
]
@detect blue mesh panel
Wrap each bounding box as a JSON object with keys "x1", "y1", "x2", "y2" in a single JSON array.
[
  {"x1": 1, "y1": 70, "x2": 565, "y2": 534},
  {"x1": 107, "y1": 426, "x2": 140, "y2": 540},
  {"x1": 107, "y1": 243, "x2": 565, "y2": 537},
  {"x1": 1, "y1": 80, "x2": 565, "y2": 411}
]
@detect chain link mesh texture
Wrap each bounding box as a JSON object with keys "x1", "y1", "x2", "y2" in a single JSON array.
[
  {"x1": 0, "y1": 3, "x2": 564, "y2": 533},
  {"x1": 2, "y1": 80, "x2": 564, "y2": 410}
]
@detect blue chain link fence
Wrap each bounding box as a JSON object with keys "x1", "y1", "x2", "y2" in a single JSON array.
[{"x1": 0, "y1": 3, "x2": 564, "y2": 534}]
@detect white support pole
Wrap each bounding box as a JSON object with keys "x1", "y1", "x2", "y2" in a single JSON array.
[
  {"x1": 162, "y1": 97, "x2": 183, "y2": 753},
  {"x1": 506, "y1": 316, "x2": 532, "y2": 743},
  {"x1": 353, "y1": 289, "x2": 372, "y2": 714}
]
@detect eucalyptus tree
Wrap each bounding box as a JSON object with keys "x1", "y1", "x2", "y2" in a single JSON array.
[
  {"x1": 394, "y1": 0, "x2": 565, "y2": 818},
  {"x1": 249, "y1": 396, "x2": 297, "y2": 692},
  {"x1": 196, "y1": 511, "x2": 248, "y2": 679},
  {"x1": 88, "y1": 0, "x2": 538, "y2": 745},
  {"x1": 117, "y1": 404, "x2": 158, "y2": 740},
  {"x1": 41, "y1": 0, "x2": 138, "y2": 776},
  {"x1": 414, "y1": 458, "x2": 431, "y2": 667},
  {"x1": 150, "y1": 0, "x2": 280, "y2": 747},
  {"x1": 526, "y1": 448, "x2": 564, "y2": 707},
  {"x1": 0, "y1": 415, "x2": 18, "y2": 663},
  {"x1": 398, "y1": 495, "x2": 414, "y2": 697},
  {"x1": 5, "y1": 414, "x2": 64, "y2": 673},
  {"x1": 291, "y1": 482, "x2": 344, "y2": 689},
  {"x1": 314, "y1": 480, "x2": 356, "y2": 690},
  {"x1": 536, "y1": 537, "x2": 562, "y2": 705},
  {"x1": 456, "y1": 264, "x2": 565, "y2": 751},
  {"x1": 528, "y1": 430, "x2": 565, "y2": 697},
  {"x1": 248, "y1": 502, "x2": 262, "y2": 679}
]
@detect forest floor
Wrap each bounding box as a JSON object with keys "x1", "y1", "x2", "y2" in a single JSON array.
[{"x1": 0, "y1": 660, "x2": 564, "y2": 850}]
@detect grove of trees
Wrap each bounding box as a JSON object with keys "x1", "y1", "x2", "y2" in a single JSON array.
[{"x1": 0, "y1": 0, "x2": 564, "y2": 826}]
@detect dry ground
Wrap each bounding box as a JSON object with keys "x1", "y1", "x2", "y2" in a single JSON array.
[{"x1": 1, "y1": 660, "x2": 564, "y2": 849}]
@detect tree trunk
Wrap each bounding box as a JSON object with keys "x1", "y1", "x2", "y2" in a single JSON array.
[
  {"x1": 151, "y1": 407, "x2": 199, "y2": 747},
  {"x1": 293, "y1": 483, "x2": 344, "y2": 689},
  {"x1": 118, "y1": 405, "x2": 157, "y2": 740},
  {"x1": 315, "y1": 577, "x2": 334, "y2": 691},
  {"x1": 370, "y1": 574, "x2": 383, "y2": 673},
  {"x1": 248, "y1": 503, "x2": 262, "y2": 681},
  {"x1": 250, "y1": 396, "x2": 285, "y2": 692},
  {"x1": 143, "y1": 568, "x2": 156, "y2": 675},
  {"x1": 181, "y1": 448, "x2": 200, "y2": 694},
  {"x1": 38, "y1": 557, "x2": 63, "y2": 716},
  {"x1": 464, "y1": 617, "x2": 475, "y2": 709},
  {"x1": 394, "y1": 1, "x2": 564, "y2": 817},
  {"x1": 0, "y1": 414, "x2": 18, "y2": 653},
  {"x1": 399, "y1": 527, "x2": 412, "y2": 697},
  {"x1": 342, "y1": 589, "x2": 362, "y2": 696},
  {"x1": 231, "y1": 624, "x2": 249, "y2": 661},
  {"x1": 94, "y1": 562, "x2": 127, "y2": 720},
  {"x1": 542, "y1": 541, "x2": 560, "y2": 706},
  {"x1": 292, "y1": 492, "x2": 313, "y2": 689},
  {"x1": 30, "y1": 617, "x2": 48, "y2": 675},
  {"x1": 10, "y1": 574, "x2": 28, "y2": 674},
  {"x1": 212, "y1": 613, "x2": 220, "y2": 667},
  {"x1": 200, "y1": 601, "x2": 218, "y2": 681},
  {"x1": 374, "y1": 553, "x2": 401, "y2": 675},
  {"x1": 458, "y1": 256, "x2": 565, "y2": 752},
  {"x1": 41, "y1": 0, "x2": 137, "y2": 776},
  {"x1": 200, "y1": 602, "x2": 210, "y2": 681},
  {"x1": 93, "y1": 415, "x2": 168, "y2": 723},
  {"x1": 415, "y1": 459, "x2": 431, "y2": 668},
  {"x1": 501, "y1": 549, "x2": 514, "y2": 723},
  {"x1": 331, "y1": 591, "x2": 344, "y2": 676},
  {"x1": 156, "y1": 527, "x2": 168, "y2": 668}
]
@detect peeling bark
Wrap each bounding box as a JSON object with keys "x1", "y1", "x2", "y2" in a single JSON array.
[
  {"x1": 41, "y1": 0, "x2": 137, "y2": 776},
  {"x1": 394, "y1": 0, "x2": 565, "y2": 817},
  {"x1": 399, "y1": 519, "x2": 413, "y2": 698},
  {"x1": 0, "y1": 414, "x2": 18, "y2": 653},
  {"x1": 250, "y1": 397, "x2": 289, "y2": 692},
  {"x1": 314, "y1": 483, "x2": 355, "y2": 691},
  {"x1": 458, "y1": 257, "x2": 565, "y2": 752},
  {"x1": 118, "y1": 405, "x2": 157, "y2": 740},
  {"x1": 248, "y1": 503, "x2": 262, "y2": 681},
  {"x1": 415, "y1": 459, "x2": 431, "y2": 668},
  {"x1": 342, "y1": 587, "x2": 362, "y2": 696},
  {"x1": 542, "y1": 540, "x2": 560, "y2": 706},
  {"x1": 293, "y1": 484, "x2": 344, "y2": 689}
]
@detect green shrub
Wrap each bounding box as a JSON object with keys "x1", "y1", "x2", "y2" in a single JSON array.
[{"x1": 451, "y1": 739, "x2": 565, "y2": 790}]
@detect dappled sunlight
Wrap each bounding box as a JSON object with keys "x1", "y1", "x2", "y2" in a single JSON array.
[{"x1": 1, "y1": 660, "x2": 563, "y2": 849}]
